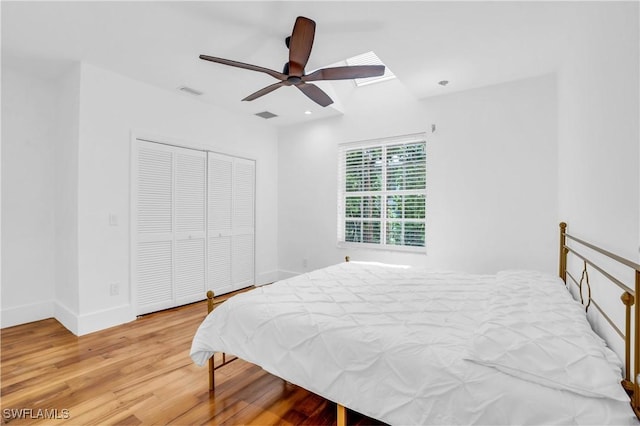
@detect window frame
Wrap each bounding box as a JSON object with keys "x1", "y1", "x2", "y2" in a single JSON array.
[{"x1": 337, "y1": 133, "x2": 427, "y2": 253}]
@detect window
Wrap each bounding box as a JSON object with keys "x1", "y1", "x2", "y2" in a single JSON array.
[
  {"x1": 344, "y1": 51, "x2": 396, "y2": 87},
  {"x1": 338, "y1": 134, "x2": 426, "y2": 250}
]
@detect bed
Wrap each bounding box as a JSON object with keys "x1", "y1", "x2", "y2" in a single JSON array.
[{"x1": 190, "y1": 223, "x2": 640, "y2": 425}]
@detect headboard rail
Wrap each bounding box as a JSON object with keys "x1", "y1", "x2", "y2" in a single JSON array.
[
  {"x1": 559, "y1": 222, "x2": 640, "y2": 417},
  {"x1": 565, "y1": 230, "x2": 640, "y2": 272}
]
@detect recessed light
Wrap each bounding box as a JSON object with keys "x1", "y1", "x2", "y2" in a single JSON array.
[
  {"x1": 304, "y1": 110, "x2": 312, "y2": 115},
  {"x1": 438, "y1": 80, "x2": 449, "y2": 87}
]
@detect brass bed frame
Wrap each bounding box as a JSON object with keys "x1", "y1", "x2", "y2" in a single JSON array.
[
  {"x1": 559, "y1": 222, "x2": 640, "y2": 417},
  {"x1": 205, "y1": 223, "x2": 640, "y2": 424}
]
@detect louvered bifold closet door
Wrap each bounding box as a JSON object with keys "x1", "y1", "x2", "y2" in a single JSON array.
[
  {"x1": 174, "y1": 150, "x2": 207, "y2": 306},
  {"x1": 136, "y1": 141, "x2": 174, "y2": 315},
  {"x1": 232, "y1": 158, "x2": 255, "y2": 291},
  {"x1": 135, "y1": 141, "x2": 207, "y2": 315},
  {"x1": 208, "y1": 153, "x2": 233, "y2": 295},
  {"x1": 207, "y1": 153, "x2": 255, "y2": 295}
]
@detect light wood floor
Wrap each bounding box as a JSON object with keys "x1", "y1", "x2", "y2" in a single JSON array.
[{"x1": 1, "y1": 296, "x2": 386, "y2": 425}]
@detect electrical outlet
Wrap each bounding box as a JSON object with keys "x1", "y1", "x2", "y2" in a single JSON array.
[{"x1": 109, "y1": 283, "x2": 120, "y2": 296}]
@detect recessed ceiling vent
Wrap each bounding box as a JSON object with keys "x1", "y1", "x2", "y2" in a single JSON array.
[
  {"x1": 178, "y1": 86, "x2": 203, "y2": 96},
  {"x1": 255, "y1": 111, "x2": 278, "y2": 119}
]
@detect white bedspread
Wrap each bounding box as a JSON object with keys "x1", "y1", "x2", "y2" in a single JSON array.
[{"x1": 190, "y1": 262, "x2": 636, "y2": 425}]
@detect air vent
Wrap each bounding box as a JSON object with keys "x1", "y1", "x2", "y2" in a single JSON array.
[
  {"x1": 255, "y1": 111, "x2": 278, "y2": 119},
  {"x1": 178, "y1": 86, "x2": 203, "y2": 96}
]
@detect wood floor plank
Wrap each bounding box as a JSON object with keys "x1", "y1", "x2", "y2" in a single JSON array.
[{"x1": 1, "y1": 297, "x2": 386, "y2": 425}]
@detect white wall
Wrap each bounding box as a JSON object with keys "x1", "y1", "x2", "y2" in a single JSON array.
[
  {"x1": 557, "y1": 2, "x2": 639, "y2": 357},
  {"x1": 277, "y1": 74, "x2": 558, "y2": 276},
  {"x1": 73, "y1": 63, "x2": 279, "y2": 334},
  {"x1": 558, "y1": 2, "x2": 639, "y2": 260},
  {"x1": 422, "y1": 75, "x2": 558, "y2": 273},
  {"x1": 1, "y1": 61, "x2": 279, "y2": 334},
  {"x1": 54, "y1": 64, "x2": 81, "y2": 331},
  {"x1": 1, "y1": 68, "x2": 57, "y2": 326}
]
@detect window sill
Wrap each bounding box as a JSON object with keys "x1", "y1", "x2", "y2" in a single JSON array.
[{"x1": 337, "y1": 241, "x2": 427, "y2": 254}]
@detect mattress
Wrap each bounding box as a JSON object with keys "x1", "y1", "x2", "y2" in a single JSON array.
[{"x1": 190, "y1": 262, "x2": 636, "y2": 425}]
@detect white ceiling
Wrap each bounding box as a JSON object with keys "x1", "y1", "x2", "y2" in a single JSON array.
[{"x1": 2, "y1": 1, "x2": 573, "y2": 127}]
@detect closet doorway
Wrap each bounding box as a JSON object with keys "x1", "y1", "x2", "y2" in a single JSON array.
[{"x1": 131, "y1": 138, "x2": 255, "y2": 315}]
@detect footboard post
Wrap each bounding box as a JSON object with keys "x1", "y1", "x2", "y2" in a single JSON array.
[
  {"x1": 559, "y1": 222, "x2": 567, "y2": 283},
  {"x1": 622, "y1": 291, "x2": 634, "y2": 394},
  {"x1": 634, "y1": 271, "x2": 640, "y2": 416},
  {"x1": 208, "y1": 356, "x2": 215, "y2": 391},
  {"x1": 207, "y1": 290, "x2": 215, "y2": 392},
  {"x1": 337, "y1": 404, "x2": 347, "y2": 426}
]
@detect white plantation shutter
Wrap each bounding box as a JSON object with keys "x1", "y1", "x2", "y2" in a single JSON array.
[{"x1": 337, "y1": 133, "x2": 426, "y2": 251}]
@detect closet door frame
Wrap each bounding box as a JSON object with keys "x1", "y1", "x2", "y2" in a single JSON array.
[{"x1": 130, "y1": 133, "x2": 256, "y2": 315}]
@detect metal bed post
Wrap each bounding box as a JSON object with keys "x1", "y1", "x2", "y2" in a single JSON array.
[
  {"x1": 207, "y1": 290, "x2": 215, "y2": 391},
  {"x1": 337, "y1": 404, "x2": 347, "y2": 426},
  {"x1": 622, "y1": 291, "x2": 634, "y2": 394},
  {"x1": 206, "y1": 290, "x2": 239, "y2": 392},
  {"x1": 559, "y1": 222, "x2": 567, "y2": 283},
  {"x1": 634, "y1": 270, "x2": 640, "y2": 416},
  {"x1": 338, "y1": 255, "x2": 349, "y2": 426}
]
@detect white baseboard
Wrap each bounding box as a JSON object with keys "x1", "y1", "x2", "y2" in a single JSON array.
[
  {"x1": 277, "y1": 270, "x2": 301, "y2": 281},
  {"x1": 1, "y1": 300, "x2": 54, "y2": 329},
  {"x1": 255, "y1": 270, "x2": 280, "y2": 286},
  {"x1": 77, "y1": 304, "x2": 135, "y2": 336},
  {"x1": 54, "y1": 301, "x2": 79, "y2": 335},
  {"x1": 54, "y1": 302, "x2": 135, "y2": 336}
]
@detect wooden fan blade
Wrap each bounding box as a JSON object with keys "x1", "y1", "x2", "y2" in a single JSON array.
[
  {"x1": 199, "y1": 55, "x2": 287, "y2": 81},
  {"x1": 297, "y1": 82, "x2": 333, "y2": 107},
  {"x1": 242, "y1": 82, "x2": 286, "y2": 102},
  {"x1": 288, "y1": 17, "x2": 315, "y2": 77},
  {"x1": 303, "y1": 65, "x2": 385, "y2": 82}
]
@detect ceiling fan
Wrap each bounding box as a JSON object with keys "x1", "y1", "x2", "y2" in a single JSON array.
[{"x1": 199, "y1": 16, "x2": 385, "y2": 107}]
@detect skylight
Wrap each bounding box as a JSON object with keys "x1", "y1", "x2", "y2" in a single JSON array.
[{"x1": 345, "y1": 51, "x2": 396, "y2": 87}]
